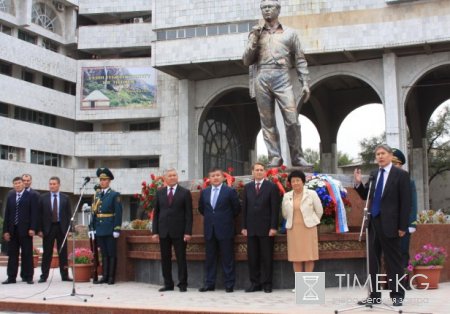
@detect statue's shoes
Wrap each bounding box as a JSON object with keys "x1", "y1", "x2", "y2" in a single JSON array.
[{"x1": 268, "y1": 157, "x2": 283, "y2": 167}]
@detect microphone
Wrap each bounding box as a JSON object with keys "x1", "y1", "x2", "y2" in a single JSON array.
[{"x1": 81, "y1": 176, "x2": 91, "y2": 188}]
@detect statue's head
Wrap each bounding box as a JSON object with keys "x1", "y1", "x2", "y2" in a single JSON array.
[{"x1": 260, "y1": 0, "x2": 281, "y2": 21}]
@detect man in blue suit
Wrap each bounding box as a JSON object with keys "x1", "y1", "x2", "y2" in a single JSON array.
[
  {"x1": 2, "y1": 177, "x2": 38, "y2": 284},
  {"x1": 90, "y1": 167, "x2": 122, "y2": 285},
  {"x1": 198, "y1": 168, "x2": 241, "y2": 293}
]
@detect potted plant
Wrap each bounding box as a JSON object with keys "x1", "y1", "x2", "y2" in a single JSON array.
[
  {"x1": 50, "y1": 247, "x2": 59, "y2": 268},
  {"x1": 69, "y1": 248, "x2": 94, "y2": 282},
  {"x1": 33, "y1": 247, "x2": 40, "y2": 268},
  {"x1": 408, "y1": 243, "x2": 447, "y2": 289}
]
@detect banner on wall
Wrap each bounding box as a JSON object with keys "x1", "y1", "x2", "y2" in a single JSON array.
[{"x1": 80, "y1": 66, "x2": 156, "y2": 110}]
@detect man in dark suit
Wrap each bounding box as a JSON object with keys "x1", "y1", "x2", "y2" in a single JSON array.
[
  {"x1": 198, "y1": 168, "x2": 241, "y2": 293},
  {"x1": 90, "y1": 167, "x2": 123, "y2": 285},
  {"x1": 354, "y1": 144, "x2": 411, "y2": 307},
  {"x1": 152, "y1": 168, "x2": 193, "y2": 292},
  {"x1": 38, "y1": 176, "x2": 72, "y2": 283},
  {"x1": 6, "y1": 173, "x2": 40, "y2": 282},
  {"x1": 241, "y1": 162, "x2": 280, "y2": 293},
  {"x1": 2, "y1": 177, "x2": 38, "y2": 284},
  {"x1": 20, "y1": 174, "x2": 40, "y2": 282}
]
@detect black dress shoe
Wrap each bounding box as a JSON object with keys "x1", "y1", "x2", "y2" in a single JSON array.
[
  {"x1": 158, "y1": 286, "x2": 174, "y2": 292},
  {"x1": 225, "y1": 287, "x2": 234, "y2": 293},
  {"x1": 198, "y1": 286, "x2": 215, "y2": 292},
  {"x1": 38, "y1": 278, "x2": 47, "y2": 283},
  {"x1": 94, "y1": 277, "x2": 108, "y2": 284},
  {"x1": 264, "y1": 288, "x2": 272, "y2": 293},
  {"x1": 26, "y1": 280, "x2": 34, "y2": 284},
  {"x1": 357, "y1": 297, "x2": 381, "y2": 305},
  {"x1": 2, "y1": 279, "x2": 16, "y2": 284},
  {"x1": 245, "y1": 284, "x2": 262, "y2": 292},
  {"x1": 392, "y1": 298, "x2": 403, "y2": 307},
  {"x1": 62, "y1": 277, "x2": 73, "y2": 282},
  {"x1": 179, "y1": 287, "x2": 187, "y2": 292}
]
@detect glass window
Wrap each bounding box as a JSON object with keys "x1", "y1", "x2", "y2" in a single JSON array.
[
  {"x1": 0, "y1": 102, "x2": 8, "y2": 117},
  {"x1": 229, "y1": 24, "x2": 238, "y2": 33},
  {"x1": 31, "y1": 3, "x2": 59, "y2": 34},
  {"x1": 129, "y1": 120, "x2": 160, "y2": 131},
  {"x1": 0, "y1": 60, "x2": 12, "y2": 76},
  {"x1": 196, "y1": 26, "x2": 206, "y2": 37},
  {"x1": 64, "y1": 81, "x2": 76, "y2": 95},
  {"x1": 0, "y1": 23, "x2": 12, "y2": 35},
  {"x1": 218, "y1": 24, "x2": 229, "y2": 35},
  {"x1": 207, "y1": 25, "x2": 218, "y2": 36},
  {"x1": 177, "y1": 29, "x2": 185, "y2": 39},
  {"x1": 238, "y1": 22, "x2": 249, "y2": 33},
  {"x1": 42, "y1": 38, "x2": 58, "y2": 52},
  {"x1": 18, "y1": 30, "x2": 37, "y2": 44},
  {"x1": 186, "y1": 28, "x2": 195, "y2": 38},
  {"x1": 22, "y1": 70, "x2": 34, "y2": 83},
  {"x1": 129, "y1": 157, "x2": 159, "y2": 168},
  {"x1": 166, "y1": 29, "x2": 176, "y2": 40},
  {"x1": 156, "y1": 31, "x2": 166, "y2": 41},
  {"x1": 42, "y1": 75, "x2": 54, "y2": 89},
  {"x1": 30, "y1": 150, "x2": 61, "y2": 167}
]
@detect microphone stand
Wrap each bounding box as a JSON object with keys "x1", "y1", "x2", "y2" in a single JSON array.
[
  {"x1": 44, "y1": 180, "x2": 94, "y2": 302},
  {"x1": 334, "y1": 177, "x2": 400, "y2": 313}
]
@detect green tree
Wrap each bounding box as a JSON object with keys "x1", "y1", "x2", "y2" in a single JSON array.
[
  {"x1": 358, "y1": 133, "x2": 386, "y2": 165},
  {"x1": 303, "y1": 148, "x2": 321, "y2": 172},
  {"x1": 427, "y1": 106, "x2": 450, "y2": 184},
  {"x1": 257, "y1": 155, "x2": 269, "y2": 167},
  {"x1": 338, "y1": 151, "x2": 353, "y2": 167}
]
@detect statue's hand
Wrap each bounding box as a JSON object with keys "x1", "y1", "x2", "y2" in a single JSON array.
[
  {"x1": 250, "y1": 25, "x2": 262, "y2": 38},
  {"x1": 301, "y1": 85, "x2": 311, "y2": 103}
]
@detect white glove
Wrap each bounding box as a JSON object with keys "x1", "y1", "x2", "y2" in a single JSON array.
[
  {"x1": 408, "y1": 227, "x2": 416, "y2": 234},
  {"x1": 113, "y1": 231, "x2": 120, "y2": 238},
  {"x1": 88, "y1": 231, "x2": 95, "y2": 240}
]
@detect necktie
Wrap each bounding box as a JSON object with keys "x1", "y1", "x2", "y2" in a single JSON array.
[
  {"x1": 211, "y1": 188, "x2": 219, "y2": 209},
  {"x1": 101, "y1": 190, "x2": 105, "y2": 198},
  {"x1": 15, "y1": 193, "x2": 21, "y2": 225},
  {"x1": 255, "y1": 182, "x2": 260, "y2": 195},
  {"x1": 52, "y1": 194, "x2": 58, "y2": 222},
  {"x1": 371, "y1": 168, "x2": 385, "y2": 218},
  {"x1": 168, "y1": 187, "x2": 174, "y2": 206}
]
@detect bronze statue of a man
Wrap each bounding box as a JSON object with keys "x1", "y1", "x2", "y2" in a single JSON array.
[{"x1": 243, "y1": 0, "x2": 311, "y2": 167}]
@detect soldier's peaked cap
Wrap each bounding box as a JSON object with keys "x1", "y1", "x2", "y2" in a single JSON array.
[{"x1": 96, "y1": 167, "x2": 114, "y2": 180}]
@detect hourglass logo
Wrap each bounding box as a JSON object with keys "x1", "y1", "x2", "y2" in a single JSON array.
[{"x1": 295, "y1": 272, "x2": 325, "y2": 304}]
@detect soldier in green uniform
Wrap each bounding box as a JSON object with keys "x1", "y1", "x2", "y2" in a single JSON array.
[{"x1": 89, "y1": 168, "x2": 122, "y2": 285}]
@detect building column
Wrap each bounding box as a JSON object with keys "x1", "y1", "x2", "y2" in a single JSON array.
[
  {"x1": 383, "y1": 53, "x2": 408, "y2": 162},
  {"x1": 411, "y1": 147, "x2": 426, "y2": 213},
  {"x1": 321, "y1": 143, "x2": 337, "y2": 174},
  {"x1": 178, "y1": 79, "x2": 195, "y2": 181}
]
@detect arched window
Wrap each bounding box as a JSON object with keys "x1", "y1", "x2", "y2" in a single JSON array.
[
  {"x1": 202, "y1": 117, "x2": 243, "y2": 176},
  {"x1": 0, "y1": 0, "x2": 14, "y2": 14},
  {"x1": 31, "y1": 2, "x2": 60, "y2": 34}
]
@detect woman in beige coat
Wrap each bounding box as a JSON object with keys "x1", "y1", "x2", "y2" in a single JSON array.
[{"x1": 282, "y1": 170, "x2": 323, "y2": 273}]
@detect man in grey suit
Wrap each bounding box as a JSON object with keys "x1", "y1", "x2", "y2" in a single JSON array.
[
  {"x1": 354, "y1": 144, "x2": 411, "y2": 307},
  {"x1": 38, "y1": 176, "x2": 72, "y2": 282}
]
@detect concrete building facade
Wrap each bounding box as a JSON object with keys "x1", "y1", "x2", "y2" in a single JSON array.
[{"x1": 1, "y1": 0, "x2": 450, "y2": 219}]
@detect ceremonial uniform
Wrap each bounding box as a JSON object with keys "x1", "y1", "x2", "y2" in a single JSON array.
[{"x1": 90, "y1": 168, "x2": 122, "y2": 285}]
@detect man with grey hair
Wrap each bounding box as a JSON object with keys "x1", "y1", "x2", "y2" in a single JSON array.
[
  {"x1": 152, "y1": 169, "x2": 193, "y2": 292},
  {"x1": 243, "y1": 0, "x2": 311, "y2": 167},
  {"x1": 354, "y1": 144, "x2": 411, "y2": 307}
]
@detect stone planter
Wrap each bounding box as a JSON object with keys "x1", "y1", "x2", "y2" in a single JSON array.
[
  {"x1": 413, "y1": 265, "x2": 443, "y2": 289},
  {"x1": 50, "y1": 255, "x2": 59, "y2": 268},
  {"x1": 33, "y1": 255, "x2": 39, "y2": 268},
  {"x1": 318, "y1": 224, "x2": 334, "y2": 233},
  {"x1": 70, "y1": 263, "x2": 93, "y2": 282}
]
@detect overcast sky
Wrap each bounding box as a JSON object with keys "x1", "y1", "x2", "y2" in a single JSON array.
[{"x1": 257, "y1": 101, "x2": 449, "y2": 160}]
